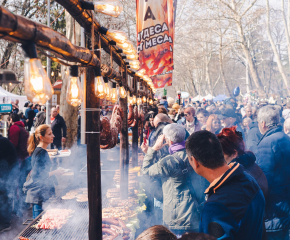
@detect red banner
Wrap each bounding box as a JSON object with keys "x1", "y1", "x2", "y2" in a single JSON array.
[
  {"x1": 136, "y1": 0, "x2": 176, "y2": 81},
  {"x1": 151, "y1": 72, "x2": 172, "y2": 88}
]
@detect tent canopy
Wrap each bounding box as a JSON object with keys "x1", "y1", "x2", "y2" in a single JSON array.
[
  {"x1": 213, "y1": 94, "x2": 228, "y2": 102},
  {"x1": 0, "y1": 86, "x2": 27, "y2": 111}
]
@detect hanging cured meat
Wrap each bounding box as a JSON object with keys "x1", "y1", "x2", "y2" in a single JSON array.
[{"x1": 100, "y1": 105, "x2": 124, "y2": 149}]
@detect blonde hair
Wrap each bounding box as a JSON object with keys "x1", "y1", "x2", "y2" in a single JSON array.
[{"x1": 27, "y1": 124, "x2": 51, "y2": 156}]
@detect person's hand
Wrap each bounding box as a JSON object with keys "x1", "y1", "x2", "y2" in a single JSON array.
[
  {"x1": 62, "y1": 137, "x2": 66, "y2": 142},
  {"x1": 141, "y1": 142, "x2": 149, "y2": 154},
  {"x1": 152, "y1": 134, "x2": 167, "y2": 151},
  {"x1": 26, "y1": 119, "x2": 29, "y2": 122}
]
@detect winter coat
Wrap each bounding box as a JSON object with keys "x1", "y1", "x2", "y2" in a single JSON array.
[
  {"x1": 200, "y1": 162, "x2": 265, "y2": 240},
  {"x1": 8, "y1": 121, "x2": 29, "y2": 161},
  {"x1": 232, "y1": 151, "x2": 268, "y2": 199},
  {"x1": 25, "y1": 108, "x2": 35, "y2": 125},
  {"x1": 34, "y1": 111, "x2": 46, "y2": 128},
  {"x1": 51, "y1": 114, "x2": 67, "y2": 147},
  {"x1": 159, "y1": 100, "x2": 168, "y2": 110},
  {"x1": 246, "y1": 121, "x2": 262, "y2": 152},
  {"x1": 184, "y1": 117, "x2": 201, "y2": 135},
  {"x1": 142, "y1": 148, "x2": 208, "y2": 231},
  {"x1": 255, "y1": 126, "x2": 290, "y2": 232},
  {"x1": 24, "y1": 147, "x2": 55, "y2": 204}
]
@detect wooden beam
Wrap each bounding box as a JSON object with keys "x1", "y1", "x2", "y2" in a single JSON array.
[
  {"x1": 132, "y1": 77, "x2": 139, "y2": 167},
  {"x1": 86, "y1": 67, "x2": 102, "y2": 240},
  {"x1": 55, "y1": 0, "x2": 140, "y2": 78},
  {"x1": 119, "y1": 66, "x2": 129, "y2": 200},
  {"x1": 0, "y1": 7, "x2": 122, "y2": 81}
]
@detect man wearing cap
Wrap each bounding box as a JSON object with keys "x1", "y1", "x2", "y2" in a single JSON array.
[
  {"x1": 219, "y1": 107, "x2": 246, "y2": 142},
  {"x1": 25, "y1": 103, "x2": 35, "y2": 132}
]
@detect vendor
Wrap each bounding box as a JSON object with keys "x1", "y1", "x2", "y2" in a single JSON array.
[{"x1": 24, "y1": 124, "x2": 65, "y2": 218}]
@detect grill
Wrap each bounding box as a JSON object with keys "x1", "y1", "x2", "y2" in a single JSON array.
[{"x1": 17, "y1": 200, "x2": 89, "y2": 240}]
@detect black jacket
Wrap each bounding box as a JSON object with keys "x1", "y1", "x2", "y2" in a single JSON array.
[
  {"x1": 25, "y1": 108, "x2": 35, "y2": 125},
  {"x1": 51, "y1": 114, "x2": 67, "y2": 143}
]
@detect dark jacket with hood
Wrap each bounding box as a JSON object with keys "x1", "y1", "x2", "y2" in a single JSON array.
[
  {"x1": 255, "y1": 126, "x2": 290, "y2": 232},
  {"x1": 51, "y1": 114, "x2": 67, "y2": 147},
  {"x1": 232, "y1": 151, "x2": 268, "y2": 199},
  {"x1": 8, "y1": 121, "x2": 29, "y2": 161},
  {"x1": 246, "y1": 121, "x2": 262, "y2": 152}
]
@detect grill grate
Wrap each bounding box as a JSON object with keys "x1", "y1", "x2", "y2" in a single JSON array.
[{"x1": 18, "y1": 202, "x2": 89, "y2": 240}]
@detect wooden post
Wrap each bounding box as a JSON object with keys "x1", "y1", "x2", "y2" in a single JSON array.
[
  {"x1": 86, "y1": 67, "x2": 102, "y2": 239},
  {"x1": 120, "y1": 66, "x2": 129, "y2": 199},
  {"x1": 132, "y1": 77, "x2": 139, "y2": 167}
]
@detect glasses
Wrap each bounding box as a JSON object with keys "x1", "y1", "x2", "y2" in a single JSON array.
[{"x1": 184, "y1": 114, "x2": 189, "y2": 117}]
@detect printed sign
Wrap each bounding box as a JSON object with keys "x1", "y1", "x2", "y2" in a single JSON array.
[
  {"x1": 0, "y1": 104, "x2": 12, "y2": 113},
  {"x1": 136, "y1": 0, "x2": 177, "y2": 81},
  {"x1": 151, "y1": 72, "x2": 172, "y2": 88}
]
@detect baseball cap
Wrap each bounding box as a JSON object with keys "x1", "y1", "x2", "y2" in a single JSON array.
[{"x1": 218, "y1": 108, "x2": 236, "y2": 119}]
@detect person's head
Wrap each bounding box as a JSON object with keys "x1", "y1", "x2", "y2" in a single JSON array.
[
  {"x1": 15, "y1": 99, "x2": 19, "y2": 104},
  {"x1": 27, "y1": 125, "x2": 54, "y2": 155},
  {"x1": 205, "y1": 114, "x2": 221, "y2": 133},
  {"x1": 217, "y1": 127, "x2": 245, "y2": 164},
  {"x1": 162, "y1": 96, "x2": 167, "y2": 100},
  {"x1": 51, "y1": 107, "x2": 58, "y2": 118},
  {"x1": 34, "y1": 104, "x2": 39, "y2": 110},
  {"x1": 41, "y1": 105, "x2": 46, "y2": 112},
  {"x1": 168, "y1": 108, "x2": 176, "y2": 116},
  {"x1": 242, "y1": 117, "x2": 251, "y2": 128},
  {"x1": 163, "y1": 123, "x2": 186, "y2": 146},
  {"x1": 284, "y1": 118, "x2": 290, "y2": 135},
  {"x1": 136, "y1": 225, "x2": 177, "y2": 240},
  {"x1": 56, "y1": 105, "x2": 60, "y2": 113},
  {"x1": 219, "y1": 108, "x2": 237, "y2": 128},
  {"x1": 10, "y1": 113, "x2": 20, "y2": 124},
  {"x1": 287, "y1": 102, "x2": 290, "y2": 110},
  {"x1": 18, "y1": 111, "x2": 24, "y2": 119},
  {"x1": 196, "y1": 109, "x2": 210, "y2": 126},
  {"x1": 257, "y1": 105, "x2": 280, "y2": 135},
  {"x1": 158, "y1": 106, "x2": 168, "y2": 114},
  {"x1": 186, "y1": 130, "x2": 226, "y2": 178},
  {"x1": 184, "y1": 107, "x2": 196, "y2": 122},
  {"x1": 172, "y1": 103, "x2": 180, "y2": 112},
  {"x1": 153, "y1": 113, "x2": 172, "y2": 128},
  {"x1": 180, "y1": 232, "x2": 217, "y2": 240},
  {"x1": 28, "y1": 103, "x2": 33, "y2": 109},
  {"x1": 245, "y1": 106, "x2": 252, "y2": 118}
]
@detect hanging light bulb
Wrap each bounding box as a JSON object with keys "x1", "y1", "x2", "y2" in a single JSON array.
[
  {"x1": 126, "y1": 53, "x2": 139, "y2": 60},
  {"x1": 118, "y1": 82, "x2": 127, "y2": 98},
  {"x1": 22, "y1": 43, "x2": 54, "y2": 104},
  {"x1": 143, "y1": 75, "x2": 150, "y2": 82},
  {"x1": 80, "y1": 0, "x2": 123, "y2": 18},
  {"x1": 129, "y1": 64, "x2": 140, "y2": 71},
  {"x1": 104, "y1": 77, "x2": 112, "y2": 101},
  {"x1": 128, "y1": 93, "x2": 134, "y2": 105},
  {"x1": 142, "y1": 96, "x2": 147, "y2": 103},
  {"x1": 116, "y1": 41, "x2": 134, "y2": 51},
  {"x1": 94, "y1": 67, "x2": 106, "y2": 99},
  {"x1": 99, "y1": 27, "x2": 127, "y2": 43},
  {"x1": 127, "y1": 60, "x2": 140, "y2": 66},
  {"x1": 51, "y1": 71, "x2": 54, "y2": 77},
  {"x1": 132, "y1": 95, "x2": 137, "y2": 105},
  {"x1": 58, "y1": 72, "x2": 61, "y2": 77},
  {"x1": 136, "y1": 69, "x2": 146, "y2": 78},
  {"x1": 111, "y1": 82, "x2": 118, "y2": 103},
  {"x1": 137, "y1": 96, "x2": 142, "y2": 105},
  {"x1": 66, "y1": 65, "x2": 83, "y2": 107},
  {"x1": 123, "y1": 48, "x2": 137, "y2": 55},
  {"x1": 149, "y1": 99, "x2": 153, "y2": 105}
]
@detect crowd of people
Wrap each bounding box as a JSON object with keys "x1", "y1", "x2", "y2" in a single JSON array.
[
  {"x1": 139, "y1": 96, "x2": 290, "y2": 240},
  {"x1": 0, "y1": 101, "x2": 68, "y2": 233}
]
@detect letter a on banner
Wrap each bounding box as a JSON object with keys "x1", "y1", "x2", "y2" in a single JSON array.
[{"x1": 136, "y1": 0, "x2": 175, "y2": 77}]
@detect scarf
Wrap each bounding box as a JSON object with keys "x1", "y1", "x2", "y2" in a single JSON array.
[{"x1": 169, "y1": 140, "x2": 186, "y2": 155}]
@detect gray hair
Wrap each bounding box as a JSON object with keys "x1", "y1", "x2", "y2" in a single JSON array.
[
  {"x1": 41, "y1": 105, "x2": 46, "y2": 111},
  {"x1": 257, "y1": 105, "x2": 280, "y2": 127},
  {"x1": 163, "y1": 123, "x2": 186, "y2": 143},
  {"x1": 284, "y1": 118, "x2": 290, "y2": 131}
]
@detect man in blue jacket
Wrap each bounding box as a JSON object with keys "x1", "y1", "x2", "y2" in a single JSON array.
[
  {"x1": 186, "y1": 130, "x2": 265, "y2": 240},
  {"x1": 255, "y1": 105, "x2": 290, "y2": 240}
]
